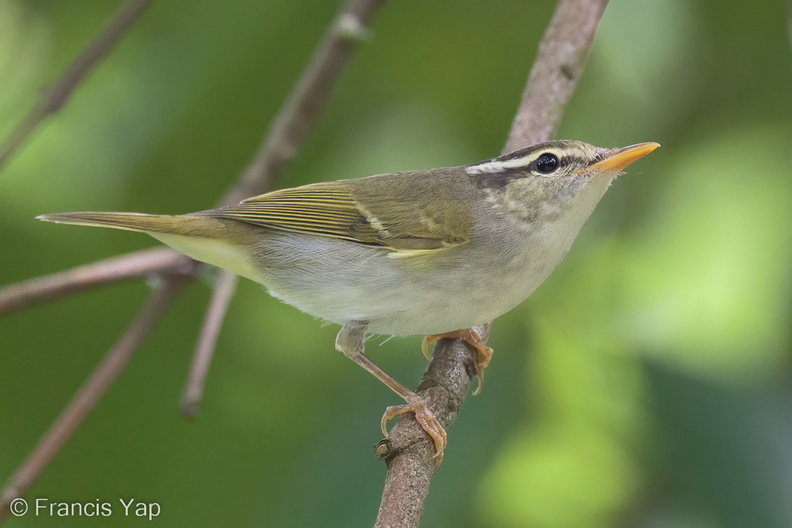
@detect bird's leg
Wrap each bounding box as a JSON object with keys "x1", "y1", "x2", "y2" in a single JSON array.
[
  {"x1": 336, "y1": 321, "x2": 447, "y2": 464},
  {"x1": 422, "y1": 328, "x2": 493, "y2": 395}
]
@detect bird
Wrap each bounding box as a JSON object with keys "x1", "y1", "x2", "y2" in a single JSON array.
[{"x1": 38, "y1": 139, "x2": 659, "y2": 464}]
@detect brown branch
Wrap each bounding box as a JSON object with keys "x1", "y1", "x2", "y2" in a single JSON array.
[
  {"x1": 0, "y1": 274, "x2": 192, "y2": 523},
  {"x1": 184, "y1": 0, "x2": 388, "y2": 415},
  {"x1": 374, "y1": 323, "x2": 490, "y2": 528},
  {"x1": 180, "y1": 269, "x2": 238, "y2": 418},
  {"x1": 373, "y1": 1, "x2": 609, "y2": 526},
  {"x1": 221, "y1": 0, "x2": 389, "y2": 205},
  {"x1": 504, "y1": 0, "x2": 609, "y2": 153},
  {"x1": 0, "y1": 247, "x2": 191, "y2": 316},
  {"x1": 0, "y1": 0, "x2": 154, "y2": 170}
]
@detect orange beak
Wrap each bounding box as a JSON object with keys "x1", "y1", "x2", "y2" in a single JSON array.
[{"x1": 588, "y1": 142, "x2": 660, "y2": 172}]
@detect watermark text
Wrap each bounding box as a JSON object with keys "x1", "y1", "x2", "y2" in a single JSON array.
[{"x1": 9, "y1": 497, "x2": 160, "y2": 520}]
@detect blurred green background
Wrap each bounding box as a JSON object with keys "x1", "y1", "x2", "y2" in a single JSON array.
[{"x1": 2, "y1": 0, "x2": 791, "y2": 526}]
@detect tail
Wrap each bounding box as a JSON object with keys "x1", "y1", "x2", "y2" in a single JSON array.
[
  {"x1": 37, "y1": 211, "x2": 264, "y2": 283},
  {"x1": 37, "y1": 211, "x2": 193, "y2": 235}
]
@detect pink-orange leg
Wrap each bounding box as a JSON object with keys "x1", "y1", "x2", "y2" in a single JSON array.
[
  {"x1": 422, "y1": 328, "x2": 493, "y2": 395},
  {"x1": 337, "y1": 320, "x2": 447, "y2": 465},
  {"x1": 353, "y1": 353, "x2": 447, "y2": 466}
]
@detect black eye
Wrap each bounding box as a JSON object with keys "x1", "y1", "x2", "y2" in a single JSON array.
[{"x1": 535, "y1": 153, "x2": 559, "y2": 174}]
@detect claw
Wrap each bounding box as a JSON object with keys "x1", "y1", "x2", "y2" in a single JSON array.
[
  {"x1": 381, "y1": 393, "x2": 447, "y2": 467},
  {"x1": 348, "y1": 348, "x2": 449, "y2": 466},
  {"x1": 422, "y1": 328, "x2": 493, "y2": 394}
]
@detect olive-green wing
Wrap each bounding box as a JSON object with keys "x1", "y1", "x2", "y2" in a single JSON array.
[
  {"x1": 207, "y1": 171, "x2": 472, "y2": 254},
  {"x1": 210, "y1": 181, "x2": 380, "y2": 245}
]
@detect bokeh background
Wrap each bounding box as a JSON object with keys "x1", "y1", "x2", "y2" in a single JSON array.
[{"x1": 2, "y1": 0, "x2": 791, "y2": 526}]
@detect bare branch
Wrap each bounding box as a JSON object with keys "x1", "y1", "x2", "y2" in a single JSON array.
[
  {"x1": 0, "y1": 274, "x2": 191, "y2": 523},
  {"x1": 504, "y1": 0, "x2": 609, "y2": 153},
  {"x1": 0, "y1": 247, "x2": 191, "y2": 316},
  {"x1": 183, "y1": 0, "x2": 388, "y2": 416},
  {"x1": 180, "y1": 269, "x2": 238, "y2": 418},
  {"x1": 0, "y1": 0, "x2": 154, "y2": 170},
  {"x1": 221, "y1": 0, "x2": 389, "y2": 205},
  {"x1": 374, "y1": 1, "x2": 609, "y2": 525},
  {"x1": 374, "y1": 324, "x2": 490, "y2": 528},
  {"x1": 169, "y1": 0, "x2": 389, "y2": 420}
]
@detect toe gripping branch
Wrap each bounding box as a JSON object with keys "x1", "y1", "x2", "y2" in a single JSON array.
[
  {"x1": 340, "y1": 322, "x2": 492, "y2": 467},
  {"x1": 422, "y1": 328, "x2": 493, "y2": 395}
]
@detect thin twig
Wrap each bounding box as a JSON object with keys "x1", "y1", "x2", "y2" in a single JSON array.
[
  {"x1": 0, "y1": 247, "x2": 191, "y2": 316},
  {"x1": 182, "y1": 0, "x2": 389, "y2": 415},
  {"x1": 0, "y1": 0, "x2": 154, "y2": 170},
  {"x1": 0, "y1": 274, "x2": 192, "y2": 523},
  {"x1": 373, "y1": 1, "x2": 609, "y2": 526},
  {"x1": 221, "y1": 0, "x2": 388, "y2": 205},
  {"x1": 503, "y1": 0, "x2": 609, "y2": 153},
  {"x1": 180, "y1": 269, "x2": 238, "y2": 418}
]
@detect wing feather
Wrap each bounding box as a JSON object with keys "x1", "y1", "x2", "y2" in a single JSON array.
[{"x1": 205, "y1": 170, "x2": 472, "y2": 253}]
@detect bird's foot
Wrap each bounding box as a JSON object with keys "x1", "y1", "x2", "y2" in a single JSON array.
[
  {"x1": 381, "y1": 392, "x2": 447, "y2": 467},
  {"x1": 422, "y1": 328, "x2": 493, "y2": 395}
]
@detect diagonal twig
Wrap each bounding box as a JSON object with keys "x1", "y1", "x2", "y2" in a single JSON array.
[
  {"x1": 184, "y1": 0, "x2": 389, "y2": 416},
  {"x1": 0, "y1": 247, "x2": 190, "y2": 316},
  {"x1": 503, "y1": 0, "x2": 610, "y2": 153},
  {"x1": 0, "y1": 274, "x2": 193, "y2": 522},
  {"x1": 0, "y1": 0, "x2": 154, "y2": 170},
  {"x1": 180, "y1": 269, "x2": 238, "y2": 418},
  {"x1": 373, "y1": 1, "x2": 610, "y2": 526},
  {"x1": 221, "y1": 0, "x2": 388, "y2": 205}
]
